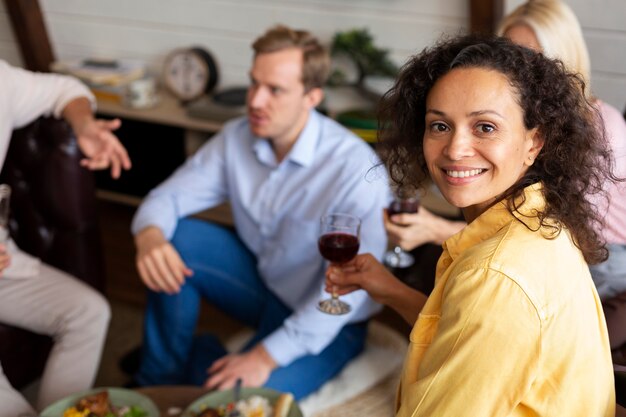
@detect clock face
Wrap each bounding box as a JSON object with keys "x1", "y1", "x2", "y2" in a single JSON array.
[{"x1": 163, "y1": 49, "x2": 214, "y2": 102}]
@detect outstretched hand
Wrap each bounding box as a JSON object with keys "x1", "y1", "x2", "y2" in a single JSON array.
[{"x1": 74, "y1": 117, "x2": 131, "y2": 179}]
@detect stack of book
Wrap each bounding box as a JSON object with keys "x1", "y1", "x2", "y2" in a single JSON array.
[{"x1": 51, "y1": 58, "x2": 147, "y2": 103}]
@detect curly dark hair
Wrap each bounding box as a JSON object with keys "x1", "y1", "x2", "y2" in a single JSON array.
[{"x1": 377, "y1": 34, "x2": 617, "y2": 264}]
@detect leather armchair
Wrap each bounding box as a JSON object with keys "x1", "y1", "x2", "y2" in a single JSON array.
[{"x1": 0, "y1": 116, "x2": 105, "y2": 389}]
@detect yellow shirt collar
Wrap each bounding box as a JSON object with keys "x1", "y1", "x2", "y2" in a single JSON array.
[{"x1": 443, "y1": 183, "x2": 546, "y2": 261}]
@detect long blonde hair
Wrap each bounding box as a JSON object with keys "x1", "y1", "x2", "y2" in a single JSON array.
[{"x1": 497, "y1": 0, "x2": 592, "y2": 97}]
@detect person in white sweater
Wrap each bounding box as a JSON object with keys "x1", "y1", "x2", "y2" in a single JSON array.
[{"x1": 0, "y1": 59, "x2": 131, "y2": 416}]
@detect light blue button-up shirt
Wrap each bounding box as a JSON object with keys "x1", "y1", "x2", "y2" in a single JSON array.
[{"x1": 132, "y1": 110, "x2": 389, "y2": 366}]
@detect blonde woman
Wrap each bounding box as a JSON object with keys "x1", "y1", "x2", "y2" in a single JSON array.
[{"x1": 498, "y1": 0, "x2": 626, "y2": 365}]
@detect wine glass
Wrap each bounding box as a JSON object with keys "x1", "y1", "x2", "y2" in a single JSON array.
[
  {"x1": 318, "y1": 213, "x2": 361, "y2": 315},
  {"x1": 0, "y1": 184, "x2": 10, "y2": 244},
  {"x1": 383, "y1": 191, "x2": 420, "y2": 268}
]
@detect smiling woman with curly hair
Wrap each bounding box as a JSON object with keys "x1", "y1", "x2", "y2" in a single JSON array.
[
  {"x1": 325, "y1": 34, "x2": 617, "y2": 416},
  {"x1": 377, "y1": 34, "x2": 614, "y2": 265}
]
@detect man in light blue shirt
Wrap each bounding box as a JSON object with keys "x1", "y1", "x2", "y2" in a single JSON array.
[{"x1": 131, "y1": 25, "x2": 389, "y2": 399}]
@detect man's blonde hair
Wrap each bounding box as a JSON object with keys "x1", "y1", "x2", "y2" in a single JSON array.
[{"x1": 252, "y1": 25, "x2": 330, "y2": 91}]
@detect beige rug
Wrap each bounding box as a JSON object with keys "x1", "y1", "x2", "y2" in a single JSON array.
[
  {"x1": 25, "y1": 301, "x2": 407, "y2": 417},
  {"x1": 300, "y1": 321, "x2": 406, "y2": 417},
  {"x1": 226, "y1": 321, "x2": 407, "y2": 417}
]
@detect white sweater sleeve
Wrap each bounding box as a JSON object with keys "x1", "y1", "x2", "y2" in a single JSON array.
[{"x1": 1, "y1": 60, "x2": 95, "y2": 130}]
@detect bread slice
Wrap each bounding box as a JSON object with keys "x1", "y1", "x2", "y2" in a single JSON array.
[{"x1": 273, "y1": 392, "x2": 294, "y2": 417}]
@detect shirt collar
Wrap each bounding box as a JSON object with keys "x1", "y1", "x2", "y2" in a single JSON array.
[
  {"x1": 252, "y1": 110, "x2": 321, "y2": 168},
  {"x1": 443, "y1": 183, "x2": 545, "y2": 260}
]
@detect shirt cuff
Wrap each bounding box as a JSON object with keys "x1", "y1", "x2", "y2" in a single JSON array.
[
  {"x1": 262, "y1": 327, "x2": 307, "y2": 367},
  {"x1": 52, "y1": 83, "x2": 95, "y2": 119}
]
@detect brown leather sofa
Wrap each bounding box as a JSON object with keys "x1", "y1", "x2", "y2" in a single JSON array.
[{"x1": 0, "y1": 116, "x2": 105, "y2": 389}]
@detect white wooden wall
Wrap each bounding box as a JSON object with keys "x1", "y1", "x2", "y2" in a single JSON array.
[
  {"x1": 0, "y1": 0, "x2": 466, "y2": 87},
  {"x1": 0, "y1": 0, "x2": 624, "y2": 110}
]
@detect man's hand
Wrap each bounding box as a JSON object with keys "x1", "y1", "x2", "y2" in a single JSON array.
[
  {"x1": 135, "y1": 226, "x2": 193, "y2": 294},
  {"x1": 204, "y1": 344, "x2": 277, "y2": 390},
  {"x1": 62, "y1": 97, "x2": 131, "y2": 179},
  {"x1": 0, "y1": 244, "x2": 10, "y2": 278}
]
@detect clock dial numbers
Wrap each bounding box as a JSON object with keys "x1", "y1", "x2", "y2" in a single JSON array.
[{"x1": 163, "y1": 47, "x2": 218, "y2": 103}]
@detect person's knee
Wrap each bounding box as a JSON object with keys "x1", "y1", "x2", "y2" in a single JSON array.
[
  {"x1": 171, "y1": 219, "x2": 241, "y2": 267},
  {"x1": 71, "y1": 286, "x2": 111, "y2": 330}
]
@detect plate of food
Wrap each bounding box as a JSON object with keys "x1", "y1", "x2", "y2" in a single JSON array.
[
  {"x1": 184, "y1": 387, "x2": 301, "y2": 417},
  {"x1": 40, "y1": 387, "x2": 160, "y2": 417}
]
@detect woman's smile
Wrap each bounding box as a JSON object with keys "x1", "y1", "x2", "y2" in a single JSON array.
[{"x1": 441, "y1": 166, "x2": 487, "y2": 183}]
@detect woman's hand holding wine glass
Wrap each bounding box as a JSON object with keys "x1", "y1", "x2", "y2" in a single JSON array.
[
  {"x1": 325, "y1": 253, "x2": 398, "y2": 304},
  {"x1": 325, "y1": 253, "x2": 428, "y2": 325}
]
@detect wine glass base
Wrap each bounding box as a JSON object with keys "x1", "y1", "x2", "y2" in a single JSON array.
[
  {"x1": 318, "y1": 298, "x2": 351, "y2": 315},
  {"x1": 384, "y1": 249, "x2": 415, "y2": 269}
]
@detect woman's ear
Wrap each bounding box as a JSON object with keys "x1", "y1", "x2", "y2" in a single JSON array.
[{"x1": 525, "y1": 127, "x2": 545, "y2": 166}]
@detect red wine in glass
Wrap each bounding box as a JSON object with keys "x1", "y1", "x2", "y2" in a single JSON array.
[
  {"x1": 387, "y1": 199, "x2": 420, "y2": 217},
  {"x1": 384, "y1": 194, "x2": 420, "y2": 268},
  {"x1": 318, "y1": 213, "x2": 361, "y2": 315},
  {"x1": 318, "y1": 233, "x2": 360, "y2": 264}
]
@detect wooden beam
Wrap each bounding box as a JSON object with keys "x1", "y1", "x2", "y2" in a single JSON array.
[
  {"x1": 470, "y1": 0, "x2": 504, "y2": 34},
  {"x1": 4, "y1": 0, "x2": 55, "y2": 72}
]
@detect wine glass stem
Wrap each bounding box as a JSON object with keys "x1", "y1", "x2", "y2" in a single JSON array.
[
  {"x1": 331, "y1": 285, "x2": 339, "y2": 299},
  {"x1": 394, "y1": 246, "x2": 403, "y2": 263}
]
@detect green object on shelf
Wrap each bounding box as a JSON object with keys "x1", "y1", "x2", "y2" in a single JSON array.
[
  {"x1": 336, "y1": 109, "x2": 378, "y2": 130},
  {"x1": 337, "y1": 109, "x2": 378, "y2": 143},
  {"x1": 329, "y1": 28, "x2": 398, "y2": 87}
]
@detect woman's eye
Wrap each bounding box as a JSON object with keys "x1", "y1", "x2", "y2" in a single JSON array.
[
  {"x1": 477, "y1": 123, "x2": 495, "y2": 133},
  {"x1": 430, "y1": 122, "x2": 448, "y2": 132}
]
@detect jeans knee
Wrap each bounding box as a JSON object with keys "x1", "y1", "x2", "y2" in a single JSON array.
[{"x1": 171, "y1": 219, "x2": 238, "y2": 257}]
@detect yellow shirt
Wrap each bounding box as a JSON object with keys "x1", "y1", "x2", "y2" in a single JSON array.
[{"x1": 396, "y1": 184, "x2": 614, "y2": 417}]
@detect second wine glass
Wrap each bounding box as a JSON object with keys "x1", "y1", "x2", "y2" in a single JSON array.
[
  {"x1": 318, "y1": 213, "x2": 361, "y2": 315},
  {"x1": 383, "y1": 192, "x2": 420, "y2": 268},
  {"x1": 0, "y1": 184, "x2": 10, "y2": 244}
]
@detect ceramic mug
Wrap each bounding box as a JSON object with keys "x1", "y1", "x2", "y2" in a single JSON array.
[{"x1": 124, "y1": 77, "x2": 158, "y2": 109}]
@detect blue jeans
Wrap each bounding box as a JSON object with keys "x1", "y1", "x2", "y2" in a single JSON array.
[{"x1": 136, "y1": 218, "x2": 367, "y2": 399}]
